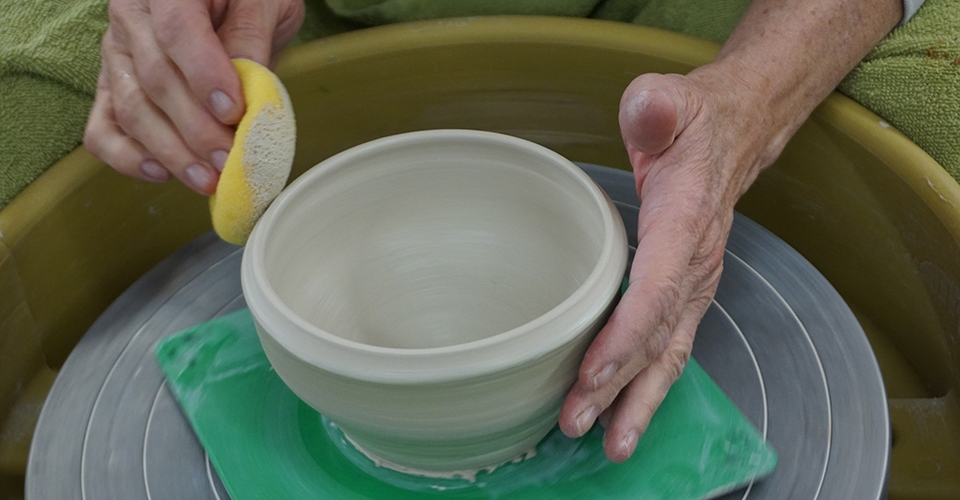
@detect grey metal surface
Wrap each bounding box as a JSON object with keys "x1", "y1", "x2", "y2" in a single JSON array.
[{"x1": 26, "y1": 163, "x2": 889, "y2": 499}]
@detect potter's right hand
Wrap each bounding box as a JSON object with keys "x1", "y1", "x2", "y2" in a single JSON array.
[{"x1": 84, "y1": 0, "x2": 304, "y2": 195}]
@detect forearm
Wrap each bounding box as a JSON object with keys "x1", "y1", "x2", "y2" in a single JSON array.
[{"x1": 696, "y1": 0, "x2": 902, "y2": 179}]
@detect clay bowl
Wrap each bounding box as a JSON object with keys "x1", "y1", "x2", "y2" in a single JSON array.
[{"x1": 241, "y1": 129, "x2": 628, "y2": 473}]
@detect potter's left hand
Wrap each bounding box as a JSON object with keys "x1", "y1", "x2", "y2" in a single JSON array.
[
  {"x1": 557, "y1": 0, "x2": 902, "y2": 462},
  {"x1": 557, "y1": 68, "x2": 765, "y2": 462}
]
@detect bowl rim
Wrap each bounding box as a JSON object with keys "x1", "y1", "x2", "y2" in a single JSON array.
[{"x1": 241, "y1": 129, "x2": 628, "y2": 382}]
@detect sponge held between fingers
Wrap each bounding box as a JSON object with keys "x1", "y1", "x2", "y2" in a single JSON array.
[{"x1": 210, "y1": 58, "x2": 296, "y2": 245}]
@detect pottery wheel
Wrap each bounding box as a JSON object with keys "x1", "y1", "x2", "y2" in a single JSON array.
[{"x1": 26, "y1": 163, "x2": 889, "y2": 500}]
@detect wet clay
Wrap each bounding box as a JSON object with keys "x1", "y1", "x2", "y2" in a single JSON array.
[{"x1": 242, "y1": 130, "x2": 628, "y2": 471}]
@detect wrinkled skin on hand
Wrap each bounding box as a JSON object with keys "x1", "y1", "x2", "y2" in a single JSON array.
[
  {"x1": 557, "y1": 0, "x2": 900, "y2": 462},
  {"x1": 84, "y1": 0, "x2": 304, "y2": 194},
  {"x1": 558, "y1": 67, "x2": 787, "y2": 462}
]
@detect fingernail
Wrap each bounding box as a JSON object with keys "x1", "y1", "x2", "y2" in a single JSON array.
[
  {"x1": 140, "y1": 160, "x2": 169, "y2": 182},
  {"x1": 576, "y1": 406, "x2": 599, "y2": 436},
  {"x1": 186, "y1": 163, "x2": 215, "y2": 192},
  {"x1": 620, "y1": 430, "x2": 640, "y2": 457},
  {"x1": 209, "y1": 90, "x2": 235, "y2": 121},
  {"x1": 591, "y1": 363, "x2": 619, "y2": 390},
  {"x1": 211, "y1": 150, "x2": 229, "y2": 172}
]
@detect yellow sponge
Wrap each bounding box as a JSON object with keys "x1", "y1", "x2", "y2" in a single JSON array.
[{"x1": 210, "y1": 58, "x2": 296, "y2": 245}]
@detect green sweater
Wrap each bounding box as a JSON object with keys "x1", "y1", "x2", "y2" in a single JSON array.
[{"x1": 2, "y1": 0, "x2": 958, "y2": 209}]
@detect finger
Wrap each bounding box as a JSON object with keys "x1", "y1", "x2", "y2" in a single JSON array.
[
  {"x1": 619, "y1": 74, "x2": 701, "y2": 156},
  {"x1": 149, "y1": 0, "x2": 245, "y2": 124},
  {"x1": 105, "y1": 35, "x2": 218, "y2": 194},
  {"x1": 620, "y1": 90, "x2": 677, "y2": 155},
  {"x1": 601, "y1": 303, "x2": 702, "y2": 462},
  {"x1": 217, "y1": 0, "x2": 280, "y2": 67},
  {"x1": 85, "y1": 62, "x2": 170, "y2": 183},
  {"x1": 557, "y1": 193, "x2": 708, "y2": 439},
  {"x1": 270, "y1": 1, "x2": 306, "y2": 68},
  {"x1": 558, "y1": 309, "x2": 680, "y2": 438},
  {"x1": 583, "y1": 200, "x2": 703, "y2": 390},
  {"x1": 122, "y1": 3, "x2": 234, "y2": 171}
]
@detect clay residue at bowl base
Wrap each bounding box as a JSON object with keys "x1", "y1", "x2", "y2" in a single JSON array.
[{"x1": 340, "y1": 426, "x2": 539, "y2": 482}]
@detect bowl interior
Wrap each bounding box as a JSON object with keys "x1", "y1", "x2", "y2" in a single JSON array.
[{"x1": 260, "y1": 133, "x2": 607, "y2": 349}]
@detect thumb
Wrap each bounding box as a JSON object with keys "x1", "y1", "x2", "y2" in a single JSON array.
[
  {"x1": 217, "y1": 0, "x2": 278, "y2": 67},
  {"x1": 618, "y1": 74, "x2": 700, "y2": 156}
]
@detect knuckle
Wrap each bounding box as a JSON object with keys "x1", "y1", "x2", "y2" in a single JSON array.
[
  {"x1": 276, "y1": 1, "x2": 305, "y2": 37},
  {"x1": 221, "y1": 16, "x2": 267, "y2": 46},
  {"x1": 661, "y1": 347, "x2": 690, "y2": 383},
  {"x1": 633, "y1": 324, "x2": 671, "y2": 371},
  {"x1": 170, "y1": 106, "x2": 231, "y2": 153},
  {"x1": 290, "y1": 0, "x2": 306, "y2": 18},
  {"x1": 649, "y1": 274, "x2": 683, "y2": 317},
  {"x1": 147, "y1": 134, "x2": 187, "y2": 167},
  {"x1": 82, "y1": 125, "x2": 104, "y2": 159},
  {"x1": 112, "y1": 88, "x2": 141, "y2": 132},
  {"x1": 152, "y1": 9, "x2": 185, "y2": 50},
  {"x1": 660, "y1": 312, "x2": 682, "y2": 340},
  {"x1": 624, "y1": 323, "x2": 670, "y2": 378},
  {"x1": 183, "y1": 125, "x2": 225, "y2": 157},
  {"x1": 197, "y1": 129, "x2": 230, "y2": 154},
  {"x1": 289, "y1": 1, "x2": 306, "y2": 26},
  {"x1": 82, "y1": 119, "x2": 140, "y2": 177},
  {"x1": 106, "y1": 1, "x2": 145, "y2": 45},
  {"x1": 136, "y1": 54, "x2": 171, "y2": 98},
  {"x1": 106, "y1": 0, "x2": 127, "y2": 24}
]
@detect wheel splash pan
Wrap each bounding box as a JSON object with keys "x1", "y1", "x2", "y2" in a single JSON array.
[{"x1": 1, "y1": 16, "x2": 959, "y2": 500}]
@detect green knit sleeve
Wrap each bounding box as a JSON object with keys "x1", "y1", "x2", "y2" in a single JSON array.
[
  {"x1": 839, "y1": 0, "x2": 960, "y2": 181},
  {"x1": 0, "y1": 0, "x2": 108, "y2": 209}
]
